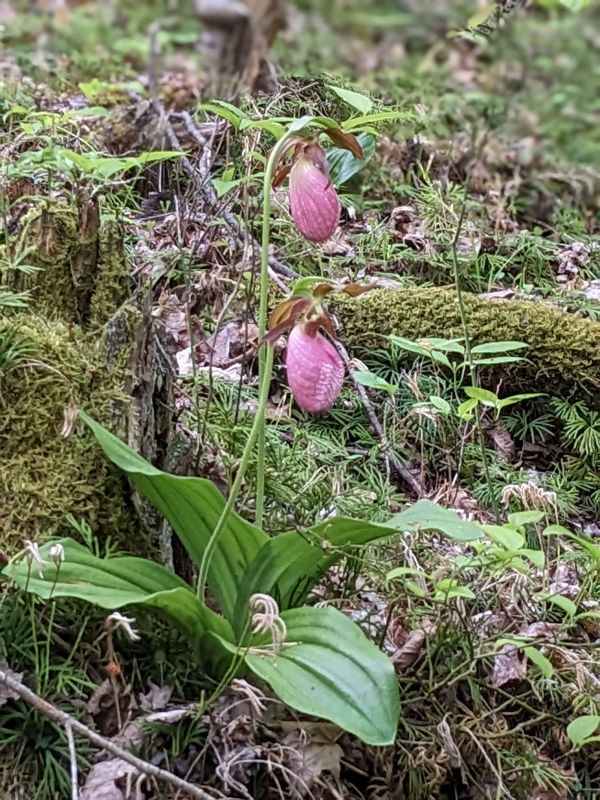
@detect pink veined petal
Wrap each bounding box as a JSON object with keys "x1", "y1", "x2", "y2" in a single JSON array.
[
  {"x1": 285, "y1": 326, "x2": 344, "y2": 413},
  {"x1": 289, "y1": 150, "x2": 340, "y2": 243}
]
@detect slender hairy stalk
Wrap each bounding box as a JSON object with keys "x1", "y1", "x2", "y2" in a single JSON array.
[
  {"x1": 450, "y1": 187, "x2": 500, "y2": 522},
  {"x1": 256, "y1": 134, "x2": 296, "y2": 528},
  {"x1": 197, "y1": 346, "x2": 274, "y2": 599}
]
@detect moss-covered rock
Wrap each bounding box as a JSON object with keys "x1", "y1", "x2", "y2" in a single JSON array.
[{"x1": 332, "y1": 287, "x2": 600, "y2": 406}]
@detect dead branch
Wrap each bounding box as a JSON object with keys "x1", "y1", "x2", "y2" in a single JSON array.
[
  {"x1": 0, "y1": 667, "x2": 223, "y2": 800},
  {"x1": 334, "y1": 340, "x2": 424, "y2": 496},
  {"x1": 65, "y1": 720, "x2": 79, "y2": 800}
]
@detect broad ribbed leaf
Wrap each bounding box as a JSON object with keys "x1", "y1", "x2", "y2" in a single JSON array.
[
  {"x1": 328, "y1": 132, "x2": 376, "y2": 187},
  {"x1": 79, "y1": 412, "x2": 268, "y2": 622},
  {"x1": 2, "y1": 538, "x2": 233, "y2": 644},
  {"x1": 234, "y1": 501, "x2": 482, "y2": 633},
  {"x1": 240, "y1": 606, "x2": 399, "y2": 746},
  {"x1": 389, "y1": 499, "x2": 483, "y2": 541},
  {"x1": 233, "y1": 517, "x2": 399, "y2": 635}
]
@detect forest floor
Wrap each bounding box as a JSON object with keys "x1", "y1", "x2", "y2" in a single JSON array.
[{"x1": 1, "y1": 1, "x2": 600, "y2": 798}]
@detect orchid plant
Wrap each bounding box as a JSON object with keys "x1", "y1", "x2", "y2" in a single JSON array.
[{"x1": 3, "y1": 99, "x2": 415, "y2": 746}]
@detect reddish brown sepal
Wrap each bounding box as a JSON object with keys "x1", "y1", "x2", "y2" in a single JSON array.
[
  {"x1": 263, "y1": 296, "x2": 314, "y2": 344},
  {"x1": 268, "y1": 296, "x2": 312, "y2": 330},
  {"x1": 271, "y1": 136, "x2": 307, "y2": 189},
  {"x1": 323, "y1": 128, "x2": 364, "y2": 159}
]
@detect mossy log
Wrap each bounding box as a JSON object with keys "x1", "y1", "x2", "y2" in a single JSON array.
[
  {"x1": 331, "y1": 288, "x2": 600, "y2": 406},
  {"x1": 0, "y1": 199, "x2": 175, "y2": 557}
]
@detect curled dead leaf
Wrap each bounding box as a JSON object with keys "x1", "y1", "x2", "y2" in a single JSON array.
[
  {"x1": 492, "y1": 644, "x2": 527, "y2": 687},
  {"x1": 392, "y1": 629, "x2": 426, "y2": 668},
  {"x1": 81, "y1": 758, "x2": 139, "y2": 800}
]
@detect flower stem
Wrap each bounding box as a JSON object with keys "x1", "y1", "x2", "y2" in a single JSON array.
[
  {"x1": 255, "y1": 135, "x2": 294, "y2": 529},
  {"x1": 196, "y1": 133, "x2": 293, "y2": 601},
  {"x1": 450, "y1": 185, "x2": 500, "y2": 523},
  {"x1": 197, "y1": 345, "x2": 275, "y2": 599}
]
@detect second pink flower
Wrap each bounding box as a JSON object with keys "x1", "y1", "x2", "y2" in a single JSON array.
[{"x1": 285, "y1": 324, "x2": 344, "y2": 413}]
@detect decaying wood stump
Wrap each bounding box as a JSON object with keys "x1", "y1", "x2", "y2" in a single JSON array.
[
  {"x1": 0, "y1": 194, "x2": 176, "y2": 559},
  {"x1": 195, "y1": 0, "x2": 286, "y2": 93}
]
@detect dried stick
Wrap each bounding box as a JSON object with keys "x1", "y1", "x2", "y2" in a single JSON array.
[
  {"x1": 65, "y1": 720, "x2": 79, "y2": 800},
  {"x1": 0, "y1": 667, "x2": 219, "y2": 800},
  {"x1": 334, "y1": 340, "x2": 423, "y2": 496}
]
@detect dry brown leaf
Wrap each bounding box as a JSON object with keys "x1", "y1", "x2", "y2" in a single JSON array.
[
  {"x1": 533, "y1": 788, "x2": 569, "y2": 800},
  {"x1": 585, "y1": 280, "x2": 600, "y2": 301},
  {"x1": 549, "y1": 563, "x2": 580, "y2": 600},
  {"x1": 437, "y1": 717, "x2": 463, "y2": 770},
  {"x1": 281, "y1": 721, "x2": 343, "y2": 793},
  {"x1": 392, "y1": 629, "x2": 426, "y2": 668},
  {"x1": 205, "y1": 321, "x2": 257, "y2": 368},
  {"x1": 518, "y1": 622, "x2": 562, "y2": 639},
  {"x1": 85, "y1": 679, "x2": 113, "y2": 716},
  {"x1": 139, "y1": 681, "x2": 172, "y2": 712},
  {"x1": 320, "y1": 233, "x2": 354, "y2": 256},
  {"x1": 487, "y1": 422, "x2": 516, "y2": 461},
  {"x1": 492, "y1": 644, "x2": 527, "y2": 687},
  {"x1": 81, "y1": 759, "x2": 138, "y2": 800}
]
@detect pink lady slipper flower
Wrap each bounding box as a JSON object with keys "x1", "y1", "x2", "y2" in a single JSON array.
[
  {"x1": 288, "y1": 143, "x2": 341, "y2": 243},
  {"x1": 285, "y1": 322, "x2": 344, "y2": 413},
  {"x1": 265, "y1": 283, "x2": 372, "y2": 415},
  {"x1": 273, "y1": 131, "x2": 361, "y2": 243}
]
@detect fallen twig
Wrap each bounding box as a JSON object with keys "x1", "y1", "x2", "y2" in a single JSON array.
[
  {"x1": 65, "y1": 720, "x2": 79, "y2": 800},
  {"x1": 334, "y1": 340, "x2": 424, "y2": 496},
  {"x1": 0, "y1": 667, "x2": 221, "y2": 800}
]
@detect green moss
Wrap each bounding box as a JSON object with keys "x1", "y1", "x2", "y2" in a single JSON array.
[
  {"x1": 0, "y1": 314, "x2": 138, "y2": 552},
  {"x1": 0, "y1": 195, "x2": 143, "y2": 553},
  {"x1": 89, "y1": 218, "x2": 131, "y2": 328},
  {"x1": 6, "y1": 198, "x2": 98, "y2": 322},
  {"x1": 14, "y1": 200, "x2": 83, "y2": 320},
  {"x1": 5, "y1": 200, "x2": 130, "y2": 328},
  {"x1": 332, "y1": 287, "x2": 600, "y2": 405}
]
